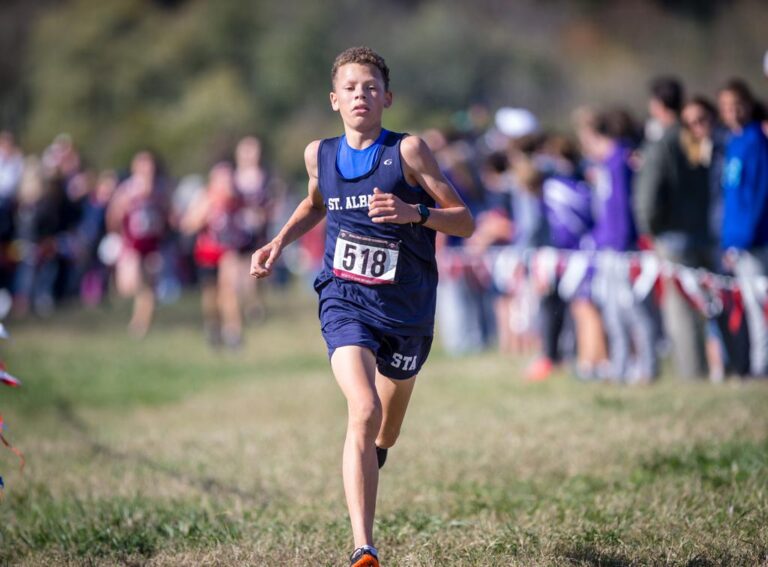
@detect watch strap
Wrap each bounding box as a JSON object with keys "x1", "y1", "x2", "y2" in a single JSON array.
[{"x1": 415, "y1": 204, "x2": 430, "y2": 225}]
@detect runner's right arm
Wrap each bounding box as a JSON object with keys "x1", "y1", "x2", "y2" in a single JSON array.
[{"x1": 250, "y1": 140, "x2": 326, "y2": 279}]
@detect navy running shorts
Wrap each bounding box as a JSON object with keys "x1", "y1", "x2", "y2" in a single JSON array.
[{"x1": 320, "y1": 308, "x2": 433, "y2": 380}]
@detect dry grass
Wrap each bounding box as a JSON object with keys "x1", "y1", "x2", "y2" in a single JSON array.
[{"x1": 1, "y1": 287, "x2": 767, "y2": 566}]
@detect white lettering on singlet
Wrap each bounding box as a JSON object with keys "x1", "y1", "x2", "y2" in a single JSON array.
[
  {"x1": 345, "y1": 194, "x2": 371, "y2": 209},
  {"x1": 326, "y1": 194, "x2": 375, "y2": 211}
]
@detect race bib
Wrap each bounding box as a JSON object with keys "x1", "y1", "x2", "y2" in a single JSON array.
[{"x1": 333, "y1": 230, "x2": 400, "y2": 285}]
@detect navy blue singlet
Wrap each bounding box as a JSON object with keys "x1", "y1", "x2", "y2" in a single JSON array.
[{"x1": 314, "y1": 130, "x2": 437, "y2": 336}]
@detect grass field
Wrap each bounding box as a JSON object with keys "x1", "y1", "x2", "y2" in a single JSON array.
[{"x1": 0, "y1": 285, "x2": 767, "y2": 566}]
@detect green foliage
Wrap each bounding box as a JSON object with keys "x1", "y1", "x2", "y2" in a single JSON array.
[{"x1": 24, "y1": 0, "x2": 261, "y2": 173}]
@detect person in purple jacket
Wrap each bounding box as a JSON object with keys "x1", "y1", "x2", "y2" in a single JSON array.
[
  {"x1": 579, "y1": 108, "x2": 657, "y2": 383},
  {"x1": 542, "y1": 138, "x2": 611, "y2": 380},
  {"x1": 518, "y1": 135, "x2": 605, "y2": 381}
]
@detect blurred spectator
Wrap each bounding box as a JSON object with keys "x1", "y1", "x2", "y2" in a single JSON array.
[
  {"x1": 513, "y1": 135, "x2": 596, "y2": 380},
  {"x1": 170, "y1": 173, "x2": 206, "y2": 287},
  {"x1": 41, "y1": 133, "x2": 87, "y2": 302},
  {"x1": 107, "y1": 151, "x2": 169, "y2": 337},
  {"x1": 681, "y1": 97, "x2": 727, "y2": 251},
  {"x1": 234, "y1": 136, "x2": 273, "y2": 320},
  {"x1": 719, "y1": 78, "x2": 768, "y2": 377},
  {"x1": 0, "y1": 131, "x2": 22, "y2": 290},
  {"x1": 679, "y1": 96, "x2": 747, "y2": 380},
  {"x1": 634, "y1": 76, "x2": 711, "y2": 380},
  {"x1": 182, "y1": 162, "x2": 249, "y2": 348},
  {"x1": 434, "y1": 133, "x2": 495, "y2": 354},
  {"x1": 470, "y1": 151, "x2": 516, "y2": 353},
  {"x1": 538, "y1": 136, "x2": 603, "y2": 380},
  {"x1": 578, "y1": 108, "x2": 639, "y2": 251},
  {"x1": 75, "y1": 170, "x2": 117, "y2": 307},
  {"x1": 42, "y1": 133, "x2": 81, "y2": 182},
  {"x1": 507, "y1": 134, "x2": 550, "y2": 251},
  {"x1": 13, "y1": 157, "x2": 62, "y2": 317},
  {"x1": 579, "y1": 108, "x2": 657, "y2": 383},
  {"x1": 764, "y1": 49, "x2": 768, "y2": 80},
  {"x1": 0, "y1": 131, "x2": 23, "y2": 202},
  {"x1": 761, "y1": 52, "x2": 768, "y2": 137}
]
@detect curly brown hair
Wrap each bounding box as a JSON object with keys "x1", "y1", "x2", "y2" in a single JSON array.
[{"x1": 331, "y1": 46, "x2": 390, "y2": 91}]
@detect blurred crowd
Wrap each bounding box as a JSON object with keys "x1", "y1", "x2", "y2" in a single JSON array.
[
  {"x1": 0, "y1": 133, "x2": 290, "y2": 348},
  {"x1": 432, "y1": 75, "x2": 768, "y2": 384},
  {"x1": 1, "y1": 73, "x2": 768, "y2": 384}
]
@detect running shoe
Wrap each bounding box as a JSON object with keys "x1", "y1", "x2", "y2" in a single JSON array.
[
  {"x1": 376, "y1": 446, "x2": 388, "y2": 469},
  {"x1": 524, "y1": 357, "x2": 554, "y2": 382},
  {"x1": 349, "y1": 545, "x2": 380, "y2": 567}
]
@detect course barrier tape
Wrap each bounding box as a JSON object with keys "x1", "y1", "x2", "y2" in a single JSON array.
[{"x1": 437, "y1": 246, "x2": 765, "y2": 328}]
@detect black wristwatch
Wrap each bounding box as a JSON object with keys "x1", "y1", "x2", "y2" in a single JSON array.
[{"x1": 415, "y1": 203, "x2": 430, "y2": 226}]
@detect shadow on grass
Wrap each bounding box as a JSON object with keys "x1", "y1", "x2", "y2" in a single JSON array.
[
  {"x1": 558, "y1": 544, "x2": 633, "y2": 566},
  {"x1": 559, "y1": 548, "x2": 763, "y2": 567},
  {"x1": 56, "y1": 398, "x2": 272, "y2": 507},
  {"x1": 557, "y1": 547, "x2": 725, "y2": 567}
]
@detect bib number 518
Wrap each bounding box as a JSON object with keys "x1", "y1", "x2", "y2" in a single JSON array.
[
  {"x1": 333, "y1": 230, "x2": 399, "y2": 285},
  {"x1": 343, "y1": 243, "x2": 388, "y2": 278}
]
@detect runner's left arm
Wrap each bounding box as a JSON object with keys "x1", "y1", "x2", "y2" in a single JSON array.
[{"x1": 368, "y1": 135, "x2": 474, "y2": 238}]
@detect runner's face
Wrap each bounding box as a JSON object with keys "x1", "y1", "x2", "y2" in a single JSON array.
[{"x1": 330, "y1": 63, "x2": 392, "y2": 131}]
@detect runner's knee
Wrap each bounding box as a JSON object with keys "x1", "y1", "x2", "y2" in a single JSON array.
[{"x1": 347, "y1": 398, "x2": 382, "y2": 439}]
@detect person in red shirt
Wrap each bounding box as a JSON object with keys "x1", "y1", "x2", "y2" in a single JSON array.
[{"x1": 182, "y1": 162, "x2": 249, "y2": 348}]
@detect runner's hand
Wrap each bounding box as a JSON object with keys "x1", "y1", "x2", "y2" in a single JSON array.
[
  {"x1": 368, "y1": 188, "x2": 420, "y2": 224},
  {"x1": 250, "y1": 240, "x2": 282, "y2": 279}
]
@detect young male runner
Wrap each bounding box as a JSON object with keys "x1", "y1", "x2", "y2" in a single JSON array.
[{"x1": 250, "y1": 46, "x2": 474, "y2": 566}]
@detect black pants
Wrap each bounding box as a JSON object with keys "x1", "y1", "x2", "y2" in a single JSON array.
[{"x1": 539, "y1": 290, "x2": 568, "y2": 362}]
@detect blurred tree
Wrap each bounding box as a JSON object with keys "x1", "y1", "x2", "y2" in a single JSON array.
[
  {"x1": 24, "y1": 0, "x2": 265, "y2": 174},
  {"x1": 0, "y1": 0, "x2": 54, "y2": 134},
  {"x1": 656, "y1": 0, "x2": 725, "y2": 22}
]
